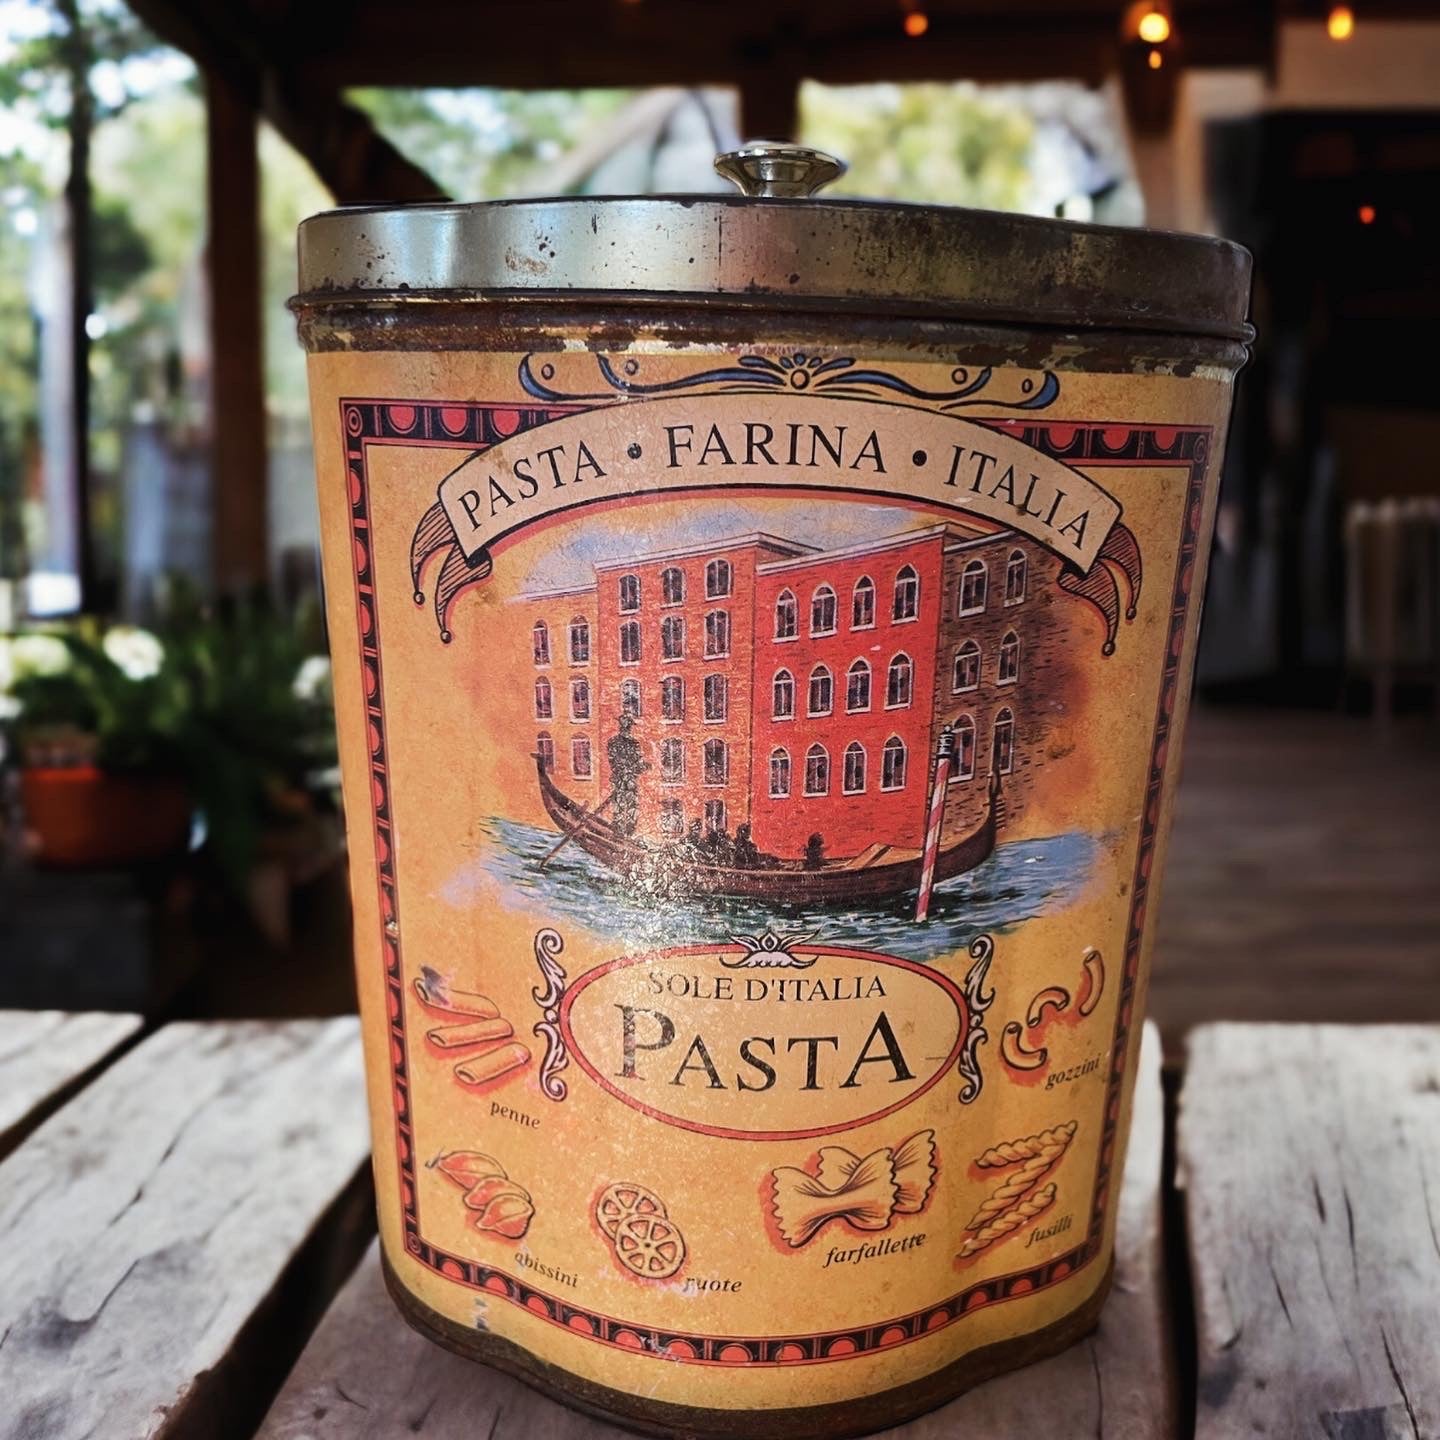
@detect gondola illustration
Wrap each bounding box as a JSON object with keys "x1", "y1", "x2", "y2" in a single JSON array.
[{"x1": 533, "y1": 726, "x2": 999, "y2": 911}]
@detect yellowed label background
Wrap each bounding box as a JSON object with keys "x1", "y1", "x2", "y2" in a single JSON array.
[{"x1": 306, "y1": 343, "x2": 1231, "y2": 1411}]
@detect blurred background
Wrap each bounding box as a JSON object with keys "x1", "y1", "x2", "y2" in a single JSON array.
[{"x1": 0, "y1": 0, "x2": 1435, "y2": 1040}]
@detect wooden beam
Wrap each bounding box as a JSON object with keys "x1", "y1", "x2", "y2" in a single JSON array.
[
  {"x1": 127, "y1": 0, "x2": 448, "y2": 205},
  {"x1": 206, "y1": 71, "x2": 268, "y2": 593}
]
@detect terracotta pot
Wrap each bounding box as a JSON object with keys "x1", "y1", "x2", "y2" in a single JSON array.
[{"x1": 21, "y1": 766, "x2": 191, "y2": 868}]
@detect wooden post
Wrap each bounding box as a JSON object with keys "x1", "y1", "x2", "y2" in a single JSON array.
[
  {"x1": 57, "y1": 0, "x2": 94, "y2": 611},
  {"x1": 205, "y1": 70, "x2": 268, "y2": 593}
]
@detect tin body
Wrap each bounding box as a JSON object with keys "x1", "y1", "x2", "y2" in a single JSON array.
[{"x1": 294, "y1": 182, "x2": 1249, "y2": 1437}]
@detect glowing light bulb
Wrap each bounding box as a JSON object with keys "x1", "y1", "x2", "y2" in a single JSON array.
[
  {"x1": 1327, "y1": 5, "x2": 1355, "y2": 41},
  {"x1": 1358, "y1": 204, "x2": 1376, "y2": 225},
  {"x1": 1137, "y1": 8, "x2": 1171, "y2": 44},
  {"x1": 904, "y1": 10, "x2": 929, "y2": 37},
  {"x1": 1148, "y1": 47, "x2": 1163, "y2": 69}
]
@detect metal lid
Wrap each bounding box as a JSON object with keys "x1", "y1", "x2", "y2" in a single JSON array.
[{"x1": 295, "y1": 142, "x2": 1252, "y2": 342}]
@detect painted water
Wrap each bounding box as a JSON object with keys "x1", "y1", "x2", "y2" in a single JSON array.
[{"x1": 443, "y1": 817, "x2": 1098, "y2": 964}]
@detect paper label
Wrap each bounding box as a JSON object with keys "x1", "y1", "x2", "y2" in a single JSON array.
[{"x1": 309, "y1": 343, "x2": 1229, "y2": 1412}]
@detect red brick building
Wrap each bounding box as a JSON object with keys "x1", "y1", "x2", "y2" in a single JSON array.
[{"x1": 517, "y1": 520, "x2": 1054, "y2": 863}]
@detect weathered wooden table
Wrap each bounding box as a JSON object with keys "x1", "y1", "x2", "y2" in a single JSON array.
[{"x1": 1, "y1": 1013, "x2": 1435, "y2": 1440}]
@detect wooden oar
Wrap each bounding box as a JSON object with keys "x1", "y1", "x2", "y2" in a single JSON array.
[{"x1": 539, "y1": 789, "x2": 616, "y2": 867}]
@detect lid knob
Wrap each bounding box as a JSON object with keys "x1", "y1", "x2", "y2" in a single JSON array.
[{"x1": 714, "y1": 143, "x2": 847, "y2": 199}]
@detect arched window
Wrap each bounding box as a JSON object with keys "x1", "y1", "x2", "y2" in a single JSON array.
[
  {"x1": 846, "y1": 658, "x2": 871, "y2": 713},
  {"x1": 882, "y1": 736, "x2": 907, "y2": 791},
  {"x1": 534, "y1": 676, "x2": 553, "y2": 720},
  {"x1": 621, "y1": 678, "x2": 641, "y2": 717},
  {"x1": 706, "y1": 557, "x2": 732, "y2": 599},
  {"x1": 572, "y1": 736, "x2": 593, "y2": 778},
  {"x1": 568, "y1": 616, "x2": 590, "y2": 664},
  {"x1": 998, "y1": 630, "x2": 1020, "y2": 685},
  {"x1": 852, "y1": 575, "x2": 875, "y2": 629},
  {"x1": 773, "y1": 668, "x2": 795, "y2": 719},
  {"x1": 959, "y1": 560, "x2": 987, "y2": 616},
  {"x1": 704, "y1": 673, "x2": 728, "y2": 722},
  {"x1": 804, "y1": 744, "x2": 830, "y2": 796},
  {"x1": 770, "y1": 747, "x2": 791, "y2": 798},
  {"x1": 843, "y1": 741, "x2": 867, "y2": 795},
  {"x1": 774, "y1": 589, "x2": 798, "y2": 640},
  {"x1": 953, "y1": 640, "x2": 981, "y2": 693},
  {"x1": 618, "y1": 574, "x2": 640, "y2": 612},
  {"x1": 808, "y1": 664, "x2": 833, "y2": 717},
  {"x1": 660, "y1": 675, "x2": 684, "y2": 721},
  {"x1": 886, "y1": 653, "x2": 913, "y2": 708},
  {"x1": 661, "y1": 567, "x2": 685, "y2": 606},
  {"x1": 893, "y1": 564, "x2": 919, "y2": 621},
  {"x1": 536, "y1": 731, "x2": 554, "y2": 772},
  {"x1": 994, "y1": 707, "x2": 1015, "y2": 774},
  {"x1": 705, "y1": 609, "x2": 731, "y2": 658},
  {"x1": 661, "y1": 614, "x2": 684, "y2": 660},
  {"x1": 952, "y1": 715, "x2": 977, "y2": 781},
  {"x1": 660, "y1": 738, "x2": 684, "y2": 783},
  {"x1": 811, "y1": 584, "x2": 837, "y2": 636},
  {"x1": 532, "y1": 620, "x2": 550, "y2": 666},
  {"x1": 659, "y1": 799, "x2": 683, "y2": 836},
  {"x1": 619, "y1": 619, "x2": 641, "y2": 665},
  {"x1": 703, "y1": 738, "x2": 728, "y2": 786},
  {"x1": 703, "y1": 799, "x2": 726, "y2": 834},
  {"x1": 570, "y1": 677, "x2": 591, "y2": 720},
  {"x1": 1005, "y1": 549, "x2": 1027, "y2": 606}
]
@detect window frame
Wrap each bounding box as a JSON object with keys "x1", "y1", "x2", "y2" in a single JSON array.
[
  {"x1": 893, "y1": 564, "x2": 920, "y2": 623},
  {"x1": 769, "y1": 747, "x2": 791, "y2": 798},
  {"x1": 804, "y1": 743, "x2": 830, "y2": 797},
  {"x1": 885, "y1": 652, "x2": 914, "y2": 710},
  {"x1": 881, "y1": 735, "x2": 907, "y2": 792},
  {"x1": 702, "y1": 737, "x2": 728, "y2": 787},
  {"x1": 618, "y1": 573, "x2": 641, "y2": 613},
  {"x1": 705, "y1": 608, "x2": 731, "y2": 659},
  {"x1": 808, "y1": 664, "x2": 834, "y2": 718},
  {"x1": 705, "y1": 557, "x2": 733, "y2": 600},
  {"x1": 774, "y1": 588, "x2": 798, "y2": 642},
  {"x1": 619, "y1": 619, "x2": 642, "y2": 666},
  {"x1": 959, "y1": 560, "x2": 988, "y2": 618},
  {"x1": 843, "y1": 741, "x2": 867, "y2": 795},
  {"x1": 851, "y1": 575, "x2": 876, "y2": 630},
  {"x1": 810, "y1": 584, "x2": 838, "y2": 637}
]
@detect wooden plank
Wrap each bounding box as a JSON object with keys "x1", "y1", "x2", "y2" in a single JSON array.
[
  {"x1": 0, "y1": 1018, "x2": 370, "y2": 1440},
  {"x1": 1181, "y1": 1023, "x2": 1440, "y2": 1439},
  {"x1": 255, "y1": 1023, "x2": 1170, "y2": 1439},
  {"x1": 0, "y1": 1009, "x2": 142, "y2": 1158}
]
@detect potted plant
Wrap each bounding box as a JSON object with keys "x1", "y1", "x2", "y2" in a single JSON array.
[
  {"x1": 2, "y1": 624, "x2": 192, "y2": 867},
  {"x1": 1, "y1": 598, "x2": 338, "y2": 885}
]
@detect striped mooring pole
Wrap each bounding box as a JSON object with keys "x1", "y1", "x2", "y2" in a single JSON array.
[{"x1": 915, "y1": 723, "x2": 956, "y2": 923}]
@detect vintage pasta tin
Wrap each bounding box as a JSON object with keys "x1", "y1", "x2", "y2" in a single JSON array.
[{"x1": 292, "y1": 144, "x2": 1251, "y2": 1437}]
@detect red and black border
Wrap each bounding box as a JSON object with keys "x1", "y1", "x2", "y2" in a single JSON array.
[{"x1": 340, "y1": 396, "x2": 1210, "y2": 1367}]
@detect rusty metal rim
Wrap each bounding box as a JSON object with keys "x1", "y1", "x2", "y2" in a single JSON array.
[{"x1": 294, "y1": 195, "x2": 1254, "y2": 343}]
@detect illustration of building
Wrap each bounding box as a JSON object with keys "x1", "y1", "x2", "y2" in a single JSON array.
[{"x1": 516, "y1": 521, "x2": 1073, "y2": 863}]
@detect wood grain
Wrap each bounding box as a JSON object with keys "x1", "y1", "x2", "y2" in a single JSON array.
[
  {"x1": 256, "y1": 1024, "x2": 1170, "y2": 1439},
  {"x1": 1181, "y1": 1023, "x2": 1440, "y2": 1439},
  {"x1": 0, "y1": 1018, "x2": 369, "y2": 1440},
  {"x1": 0, "y1": 1008, "x2": 142, "y2": 1158}
]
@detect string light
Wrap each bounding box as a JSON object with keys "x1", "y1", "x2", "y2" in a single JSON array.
[
  {"x1": 1358, "y1": 204, "x2": 1376, "y2": 225},
  {"x1": 1148, "y1": 47, "x2": 1163, "y2": 68},
  {"x1": 903, "y1": 9, "x2": 929, "y2": 37},
  {"x1": 1327, "y1": 5, "x2": 1355, "y2": 41},
  {"x1": 1137, "y1": 8, "x2": 1171, "y2": 44}
]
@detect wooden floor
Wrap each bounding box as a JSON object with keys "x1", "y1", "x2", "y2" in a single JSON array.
[{"x1": 1149, "y1": 705, "x2": 1440, "y2": 1044}]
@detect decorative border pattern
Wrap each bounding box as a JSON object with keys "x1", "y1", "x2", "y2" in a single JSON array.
[{"x1": 341, "y1": 395, "x2": 1212, "y2": 1366}]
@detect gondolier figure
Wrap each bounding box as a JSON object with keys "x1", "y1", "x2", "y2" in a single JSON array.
[{"x1": 606, "y1": 714, "x2": 648, "y2": 836}]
